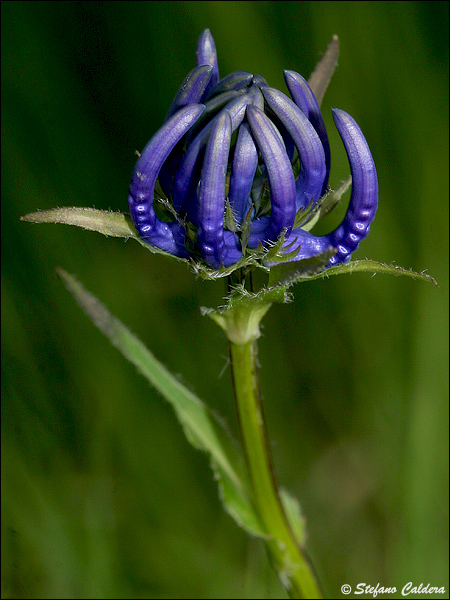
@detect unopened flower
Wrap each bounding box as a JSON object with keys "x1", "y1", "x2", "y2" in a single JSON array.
[{"x1": 128, "y1": 29, "x2": 378, "y2": 271}]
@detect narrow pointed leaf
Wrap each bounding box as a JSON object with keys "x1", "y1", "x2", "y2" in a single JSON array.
[
  {"x1": 277, "y1": 259, "x2": 438, "y2": 287},
  {"x1": 21, "y1": 207, "x2": 189, "y2": 261},
  {"x1": 316, "y1": 175, "x2": 351, "y2": 219},
  {"x1": 55, "y1": 268, "x2": 268, "y2": 537},
  {"x1": 21, "y1": 207, "x2": 138, "y2": 238}
]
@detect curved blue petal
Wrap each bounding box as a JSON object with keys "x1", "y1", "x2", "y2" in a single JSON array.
[
  {"x1": 223, "y1": 230, "x2": 244, "y2": 267},
  {"x1": 261, "y1": 87, "x2": 326, "y2": 211},
  {"x1": 252, "y1": 74, "x2": 268, "y2": 88},
  {"x1": 267, "y1": 227, "x2": 333, "y2": 265},
  {"x1": 165, "y1": 65, "x2": 213, "y2": 120},
  {"x1": 245, "y1": 105, "x2": 296, "y2": 247},
  {"x1": 197, "y1": 111, "x2": 232, "y2": 268},
  {"x1": 262, "y1": 109, "x2": 296, "y2": 163},
  {"x1": 227, "y1": 87, "x2": 263, "y2": 225},
  {"x1": 284, "y1": 70, "x2": 331, "y2": 194},
  {"x1": 186, "y1": 89, "x2": 245, "y2": 146},
  {"x1": 159, "y1": 66, "x2": 213, "y2": 197},
  {"x1": 128, "y1": 104, "x2": 205, "y2": 256},
  {"x1": 273, "y1": 109, "x2": 378, "y2": 268},
  {"x1": 205, "y1": 71, "x2": 253, "y2": 101},
  {"x1": 228, "y1": 122, "x2": 258, "y2": 225},
  {"x1": 138, "y1": 219, "x2": 191, "y2": 257},
  {"x1": 196, "y1": 29, "x2": 220, "y2": 99},
  {"x1": 251, "y1": 85, "x2": 265, "y2": 111},
  {"x1": 325, "y1": 109, "x2": 378, "y2": 266}
]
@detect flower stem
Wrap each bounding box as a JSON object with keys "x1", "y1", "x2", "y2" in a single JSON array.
[{"x1": 228, "y1": 338, "x2": 322, "y2": 598}]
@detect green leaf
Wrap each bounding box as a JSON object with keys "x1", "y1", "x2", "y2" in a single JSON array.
[
  {"x1": 21, "y1": 207, "x2": 188, "y2": 262},
  {"x1": 21, "y1": 207, "x2": 137, "y2": 237},
  {"x1": 284, "y1": 258, "x2": 439, "y2": 287},
  {"x1": 55, "y1": 267, "x2": 267, "y2": 538}
]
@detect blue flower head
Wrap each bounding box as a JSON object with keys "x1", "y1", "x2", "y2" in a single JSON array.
[{"x1": 128, "y1": 30, "x2": 378, "y2": 272}]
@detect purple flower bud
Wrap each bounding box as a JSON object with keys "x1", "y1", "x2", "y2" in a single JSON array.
[{"x1": 128, "y1": 30, "x2": 378, "y2": 273}]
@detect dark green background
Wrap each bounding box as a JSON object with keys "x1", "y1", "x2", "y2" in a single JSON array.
[{"x1": 2, "y1": 1, "x2": 448, "y2": 598}]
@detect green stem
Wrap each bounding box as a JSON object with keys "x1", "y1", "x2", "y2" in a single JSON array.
[{"x1": 229, "y1": 338, "x2": 322, "y2": 599}]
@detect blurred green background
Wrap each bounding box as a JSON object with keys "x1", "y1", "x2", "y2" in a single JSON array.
[{"x1": 2, "y1": 1, "x2": 448, "y2": 598}]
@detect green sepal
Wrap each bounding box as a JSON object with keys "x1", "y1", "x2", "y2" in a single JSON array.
[
  {"x1": 190, "y1": 252, "x2": 268, "y2": 281},
  {"x1": 268, "y1": 247, "x2": 337, "y2": 288},
  {"x1": 301, "y1": 176, "x2": 352, "y2": 232},
  {"x1": 224, "y1": 198, "x2": 240, "y2": 233},
  {"x1": 239, "y1": 204, "x2": 255, "y2": 251},
  {"x1": 292, "y1": 197, "x2": 314, "y2": 230},
  {"x1": 263, "y1": 229, "x2": 299, "y2": 263},
  {"x1": 202, "y1": 285, "x2": 288, "y2": 345}
]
